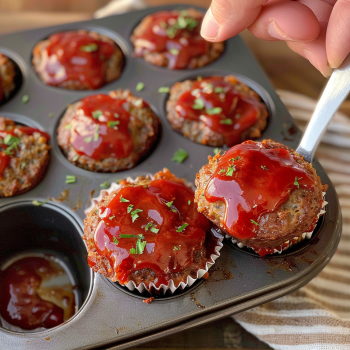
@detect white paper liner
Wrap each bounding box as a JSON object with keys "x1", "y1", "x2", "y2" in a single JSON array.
[
  {"x1": 85, "y1": 173, "x2": 224, "y2": 295},
  {"x1": 225, "y1": 192, "x2": 327, "y2": 256}
]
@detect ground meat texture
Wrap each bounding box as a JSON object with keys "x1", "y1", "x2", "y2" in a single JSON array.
[
  {"x1": 0, "y1": 118, "x2": 50, "y2": 197},
  {"x1": 83, "y1": 169, "x2": 216, "y2": 292},
  {"x1": 166, "y1": 76, "x2": 268, "y2": 147},
  {"x1": 57, "y1": 90, "x2": 160, "y2": 172},
  {"x1": 130, "y1": 9, "x2": 224, "y2": 69},
  {"x1": 32, "y1": 30, "x2": 124, "y2": 90},
  {"x1": 195, "y1": 140, "x2": 326, "y2": 251},
  {"x1": 0, "y1": 53, "x2": 16, "y2": 104}
]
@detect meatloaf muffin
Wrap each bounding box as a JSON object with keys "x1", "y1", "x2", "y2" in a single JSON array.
[
  {"x1": 131, "y1": 9, "x2": 224, "y2": 69},
  {"x1": 0, "y1": 53, "x2": 16, "y2": 104},
  {"x1": 167, "y1": 76, "x2": 268, "y2": 147},
  {"x1": 83, "y1": 169, "x2": 222, "y2": 294},
  {"x1": 0, "y1": 117, "x2": 51, "y2": 197},
  {"x1": 195, "y1": 140, "x2": 326, "y2": 256},
  {"x1": 57, "y1": 90, "x2": 160, "y2": 172},
  {"x1": 32, "y1": 30, "x2": 124, "y2": 90}
]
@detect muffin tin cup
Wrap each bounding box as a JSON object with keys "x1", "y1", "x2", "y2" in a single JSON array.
[{"x1": 0, "y1": 4, "x2": 341, "y2": 350}]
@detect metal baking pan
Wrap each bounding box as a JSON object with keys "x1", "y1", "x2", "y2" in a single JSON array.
[{"x1": 0, "y1": 4, "x2": 341, "y2": 349}]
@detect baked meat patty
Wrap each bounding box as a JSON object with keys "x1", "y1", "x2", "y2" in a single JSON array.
[
  {"x1": 167, "y1": 76, "x2": 268, "y2": 147},
  {"x1": 57, "y1": 90, "x2": 160, "y2": 173},
  {"x1": 0, "y1": 53, "x2": 16, "y2": 104},
  {"x1": 0, "y1": 117, "x2": 51, "y2": 197},
  {"x1": 32, "y1": 30, "x2": 124, "y2": 90},
  {"x1": 195, "y1": 140, "x2": 326, "y2": 255},
  {"x1": 83, "y1": 169, "x2": 220, "y2": 293},
  {"x1": 131, "y1": 8, "x2": 224, "y2": 69}
]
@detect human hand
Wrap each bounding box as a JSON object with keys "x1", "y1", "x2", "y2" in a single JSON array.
[{"x1": 200, "y1": 0, "x2": 350, "y2": 77}]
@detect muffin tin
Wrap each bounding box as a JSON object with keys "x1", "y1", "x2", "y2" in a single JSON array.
[{"x1": 0, "y1": 4, "x2": 341, "y2": 350}]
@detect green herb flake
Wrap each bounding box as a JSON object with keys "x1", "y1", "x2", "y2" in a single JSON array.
[
  {"x1": 94, "y1": 125, "x2": 100, "y2": 141},
  {"x1": 145, "y1": 222, "x2": 153, "y2": 231},
  {"x1": 100, "y1": 181, "x2": 109, "y2": 189},
  {"x1": 84, "y1": 136, "x2": 92, "y2": 143},
  {"x1": 214, "y1": 87, "x2": 224, "y2": 93},
  {"x1": 131, "y1": 208, "x2": 143, "y2": 222},
  {"x1": 177, "y1": 15, "x2": 187, "y2": 28},
  {"x1": 261, "y1": 165, "x2": 269, "y2": 170},
  {"x1": 22, "y1": 95, "x2": 29, "y2": 104},
  {"x1": 188, "y1": 200, "x2": 191, "y2": 205},
  {"x1": 166, "y1": 27, "x2": 177, "y2": 39},
  {"x1": 169, "y1": 48, "x2": 180, "y2": 55},
  {"x1": 206, "y1": 107, "x2": 222, "y2": 115},
  {"x1": 127, "y1": 204, "x2": 134, "y2": 213},
  {"x1": 192, "y1": 98, "x2": 204, "y2": 110},
  {"x1": 107, "y1": 120, "x2": 120, "y2": 128},
  {"x1": 220, "y1": 119, "x2": 233, "y2": 125},
  {"x1": 173, "y1": 246, "x2": 180, "y2": 251},
  {"x1": 176, "y1": 223, "x2": 189, "y2": 232},
  {"x1": 172, "y1": 148, "x2": 188, "y2": 163},
  {"x1": 150, "y1": 227, "x2": 159, "y2": 233},
  {"x1": 136, "y1": 238, "x2": 147, "y2": 254},
  {"x1": 130, "y1": 247, "x2": 136, "y2": 254},
  {"x1": 65, "y1": 175, "x2": 76, "y2": 184},
  {"x1": 166, "y1": 201, "x2": 173, "y2": 208},
  {"x1": 120, "y1": 234, "x2": 144, "y2": 239},
  {"x1": 294, "y1": 176, "x2": 302, "y2": 188},
  {"x1": 136, "y1": 82, "x2": 145, "y2": 91},
  {"x1": 92, "y1": 110, "x2": 103, "y2": 119},
  {"x1": 120, "y1": 196, "x2": 130, "y2": 203},
  {"x1": 158, "y1": 86, "x2": 170, "y2": 93},
  {"x1": 186, "y1": 18, "x2": 198, "y2": 31},
  {"x1": 109, "y1": 215, "x2": 115, "y2": 220},
  {"x1": 250, "y1": 219, "x2": 260, "y2": 226},
  {"x1": 65, "y1": 124, "x2": 72, "y2": 130},
  {"x1": 4, "y1": 135, "x2": 20, "y2": 146},
  {"x1": 219, "y1": 168, "x2": 225, "y2": 174},
  {"x1": 32, "y1": 200, "x2": 47, "y2": 206},
  {"x1": 113, "y1": 236, "x2": 119, "y2": 245},
  {"x1": 226, "y1": 166, "x2": 235, "y2": 176},
  {"x1": 80, "y1": 43, "x2": 98, "y2": 52}
]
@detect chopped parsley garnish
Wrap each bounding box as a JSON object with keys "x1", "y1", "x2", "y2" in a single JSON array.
[
  {"x1": 214, "y1": 87, "x2": 224, "y2": 93},
  {"x1": 169, "y1": 48, "x2": 179, "y2": 55},
  {"x1": 136, "y1": 238, "x2": 147, "y2": 254},
  {"x1": 65, "y1": 175, "x2": 76, "y2": 184},
  {"x1": 113, "y1": 236, "x2": 119, "y2": 245},
  {"x1": 107, "y1": 120, "x2": 120, "y2": 128},
  {"x1": 172, "y1": 148, "x2": 188, "y2": 163},
  {"x1": 144, "y1": 222, "x2": 160, "y2": 234},
  {"x1": 192, "y1": 98, "x2": 204, "y2": 110},
  {"x1": 206, "y1": 107, "x2": 222, "y2": 115},
  {"x1": 80, "y1": 43, "x2": 98, "y2": 52},
  {"x1": 120, "y1": 196, "x2": 130, "y2": 202},
  {"x1": 22, "y1": 95, "x2": 29, "y2": 103},
  {"x1": 109, "y1": 215, "x2": 115, "y2": 220},
  {"x1": 136, "y1": 82, "x2": 145, "y2": 91},
  {"x1": 166, "y1": 27, "x2": 177, "y2": 39},
  {"x1": 158, "y1": 86, "x2": 170, "y2": 93},
  {"x1": 176, "y1": 223, "x2": 189, "y2": 232},
  {"x1": 213, "y1": 148, "x2": 220, "y2": 155},
  {"x1": 150, "y1": 227, "x2": 159, "y2": 233},
  {"x1": 250, "y1": 219, "x2": 259, "y2": 226},
  {"x1": 219, "y1": 168, "x2": 225, "y2": 174},
  {"x1": 294, "y1": 176, "x2": 302, "y2": 188},
  {"x1": 226, "y1": 166, "x2": 235, "y2": 176},
  {"x1": 131, "y1": 208, "x2": 143, "y2": 222},
  {"x1": 220, "y1": 119, "x2": 233, "y2": 125},
  {"x1": 130, "y1": 248, "x2": 136, "y2": 254},
  {"x1": 100, "y1": 181, "x2": 109, "y2": 189},
  {"x1": 145, "y1": 222, "x2": 153, "y2": 231},
  {"x1": 4, "y1": 135, "x2": 20, "y2": 155},
  {"x1": 188, "y1": 200, "x2": 191, "y2": 205},
  {"x1": 166, "y1": 201, "x2": 173, "y2": 207},
  {"x1": 84, "y1": 136, "x2": 92, "y2": 143},
  {"x1": 127, "y1": 204, "x2": 134, "y2": 213},
  {"x1": 94, "y1": 125, "x2": 99, "y2": 141},
  {"x1": 92, "y1": 110, "x2": 103, "y2": 119},
  {"x1": 65, "y1": 124, "x2": 72, "y2": 130},
  {"x1": 32, "y1": 200, "x2": 47, "y2": 206},
  {"x1": 120, "y1": 234, "x2": 144, "y2": 239},
  {"x1": 261, "y1": 165, "x2": 269, "y2": 170},
  {"x1": 173, "y1": 246, "x2": 180, "y2": 251}
]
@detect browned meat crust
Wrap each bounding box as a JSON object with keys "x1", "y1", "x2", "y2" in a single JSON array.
[
  {"x1": 166, "y1": 76, "x2": 268, "y2": 146},
  {"x1": 0, "y1": 117, "x2": 50, "y2": 197},
  {"x1": 130, "y1": 8, "x2": 224, "y2": 69},
  {"x1": 32, "y1": 30, "x2": 124, "y2": 90},
  {"x1": 0, "y1": 53, "x2": 16, "y2": 103},
  {"x1": 83, "y1": 169, "x2": 213, "y2": 290},
  {"x1": 195, "y1": 139, "x2": 326, "y2": 250},
  {"x1": 57, "y1": 90, "x2": 160, "y2": 173}
]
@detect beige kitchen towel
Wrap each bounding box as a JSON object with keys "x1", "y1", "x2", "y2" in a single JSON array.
[{"x1": 234, "y1": 90, "x2": 350, "y2": 350}]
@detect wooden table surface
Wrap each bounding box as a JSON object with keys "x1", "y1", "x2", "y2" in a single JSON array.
[{"x1": 0, "y1": 6, "x2": 340, "y2": 350}]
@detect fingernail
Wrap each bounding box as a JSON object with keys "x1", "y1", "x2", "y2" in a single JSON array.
[
  {"x1": 268, "y1": 21, "x2": 294, "y2": 41},
  {"x1": 201, "y1": 8, "x2": 220, "y2": 40},
  {"x1": 305, "y1": 50, "x2": 333, "y2": 77}
]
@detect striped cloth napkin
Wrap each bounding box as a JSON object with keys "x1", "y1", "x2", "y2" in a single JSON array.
[{"x1": 233, "y1": 90, "x2": 350, "y2": 350}]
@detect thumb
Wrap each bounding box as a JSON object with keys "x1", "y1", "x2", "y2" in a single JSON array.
[{"x1": 201, "y1": 0, "x2": 266, "y2": 41}]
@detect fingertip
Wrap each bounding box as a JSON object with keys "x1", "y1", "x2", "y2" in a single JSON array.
[{"x1": 201, "y1": 7, "x2": 220, "y2": 41}]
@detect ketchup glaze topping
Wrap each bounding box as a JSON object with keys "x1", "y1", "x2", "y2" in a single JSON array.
[
  {"x1": 69, "y1": 94, "x2": 134, "y2": 160},
  {"x1": 133, "y1": 10, "x2": 208, "y2": 69},
  {"x1": 93, "y1": 177, "x2": 215, "y2": 288},
  {"x1": 205, "y1": 141, "x2": 316, "y2": 240},
  {"x1": 36, "y1": 31, "x2": 116, "y2": 89},
  {"x1": 175, "y1": 77, "x2": 265, "y2": 146},
  {"x1": 0, "y1": 256, "x2": 76, "y2": 330}
]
